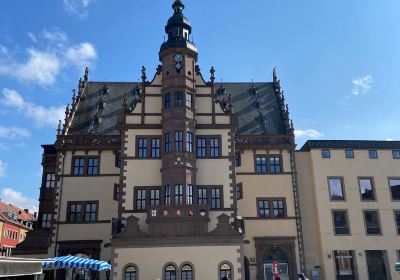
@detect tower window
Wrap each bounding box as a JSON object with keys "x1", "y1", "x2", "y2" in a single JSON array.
[
  {"x1": 174, "y1": 92, "x2": 184, "y2": 106},
  {"x1": 186, "y1": 132, "x2": 193, "y2": 152},
  {"x1": 164, "y1": 185, "x2": 171, "y2": 205},
  {"x1": 197, "y1": 138, "x2": 206, "y2": 157},
  {"x1": 175, "y1": 184, "x2": 184, "y2": 205},
  {"x1": 186, "y1": 92, "x2": 193, "y2": 108},
  {"x1": 165, "y1": 133, "x2": 171, "y2": 153},
  {"x1": 175, "y1": 131, "x2": 183, "y2": 152},
  {"x1": 45, "y1": 173, "x2": 56, "y2": 188},
  {"x1": 164, "y1": 93, "x2": 171, "y2": 108}
]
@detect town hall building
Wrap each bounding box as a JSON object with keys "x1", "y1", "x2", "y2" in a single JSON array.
[{"x1": 15, "y1": 1, "x2": 400, "y2": 280}]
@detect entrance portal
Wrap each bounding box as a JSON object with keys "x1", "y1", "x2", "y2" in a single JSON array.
[{"x1": 263, "y1": 249, "x2": 289, "y2": 280}]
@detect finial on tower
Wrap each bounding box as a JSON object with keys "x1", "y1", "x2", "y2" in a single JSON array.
[
  {"x1": 210, "y1": 66, "x2": 215, "y2": 84},
  {"x1": 172, "y1": 0, "x2": 185, "y2": 13},
  {"x1": 57, "y1": 120, "x2": 62, "y2": 135},
  {"x1": 84, "y1": 66, "x2": 89, "y2": 82},
  {"x1": 273, "y1": 67, "x2": 278, "y2": 83},
  {"x1": 141, "y1": 66, "x2": 147, "y2": 83}
]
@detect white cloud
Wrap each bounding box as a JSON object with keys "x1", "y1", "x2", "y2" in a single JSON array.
[
  {"x1": 0, "y1": 30, "x2": 96, "y2": 87},
  {"x1": 1, "y1": 88, "x2": 65, "y2": 127},
  {"x1": 352, "y1": 75, "x2": 374, "y2": 96},
  {"x1": 0, "y1": 188, "x2": 38, "y2": 213},
  {"x1": 0, "y1": 47, "x2": 61, "y2": 87},
  {"x1": 0, "y1": 160, "x2": 6, "y2": 177},
  {"x1": 386, "y1": 138, "x2": 395, "y2": 141},
  {"x1": 0, "y1": 127, "x2": 31, "y2": 139},
  {"x1": 65, "y1": 42, "x2": 97, "y2": 69},
  {"x1": 63, "y1": 0, "x2": 95, "y2": 19},
  {"x1": 295, "y1": 129, "x2": 324, "y2": 139}
]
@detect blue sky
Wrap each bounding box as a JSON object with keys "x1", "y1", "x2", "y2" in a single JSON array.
[{"x1": 0, "y1": 0, "x2": 399, "y2": 211}]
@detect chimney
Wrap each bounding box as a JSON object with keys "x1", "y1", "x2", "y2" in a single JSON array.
[{"x1": 24, "y1": 209, "x2": 29, "y2": 214}]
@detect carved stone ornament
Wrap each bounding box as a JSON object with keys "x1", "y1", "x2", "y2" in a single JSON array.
[{"x1": 56, "y1": 135, "x2": 121, "y2": 150}]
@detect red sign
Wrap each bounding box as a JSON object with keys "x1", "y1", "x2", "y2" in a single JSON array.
[{"x1": 272, "y1": 261, "x2": 280, "y2": 279}]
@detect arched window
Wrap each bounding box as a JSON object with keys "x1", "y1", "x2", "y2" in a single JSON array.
[
  {"x1": 124, "y1": 266, "x2": 137, "y2": 280},
  {"x1": 164, "y1": 264, "x2": 176, "y2": 280},
  {"x1": 181, "y1": 264, "x2": 193, "y2": 280},
  {"x1": 219, "y1": 263, "x2": 232, "y2": 279}
]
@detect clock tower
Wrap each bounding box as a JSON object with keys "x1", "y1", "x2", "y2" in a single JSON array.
[{"x1": 159, "y1": 0, "x2": 199, "y2": 221}]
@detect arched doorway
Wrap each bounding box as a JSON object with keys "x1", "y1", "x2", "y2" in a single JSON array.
[{"x1": 263, "y1": 249, "x2": 289, "y2": 280}]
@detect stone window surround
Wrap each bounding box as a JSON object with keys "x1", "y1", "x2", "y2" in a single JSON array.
[
  {"x1": 363, "y1": 209, "x2": 382, "y2": 236},
  {"x1": 133, "y1": 185, "x2": 224, "y2": 212},
  {"x1": 357, "y1": 177, "x2": 376, "y2": 201},
  {"x1": 327, "y1": 177, "x2": 346, "y2": 201},
  {"x1": 135, "y1": 136, "x2": 161, "y2": 159},
  {"x1": 256, "y1": 197, "x2": 287, "y2": 219},
  {"x1": 195, "y1": 135, "x2": 222, "y2": 158},
  {"x1": 331, "y1": 209, "x2": 351, "y2": 236},
  {"x1": 253, "y1": 154, "x2": 284, "y2": 174},
  {"x1": 70, "y1": 155, "x2": 101, "y2": 176},
  {"x1": 66, "y1": 200, "x2": 99, "y2": 223},
  {"x1": 122, "y1": 263, "x2": 139, "y2": 280}
]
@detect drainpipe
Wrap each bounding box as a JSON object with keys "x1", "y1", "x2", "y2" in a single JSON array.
[{"x1": 53, "y1": 152, "x2": 66, "y2": 257}]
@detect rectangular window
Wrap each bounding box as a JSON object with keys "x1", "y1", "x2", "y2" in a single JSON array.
[
  {"x1": 255, "y1": 156, "x2": 267, "y2": 173},
  {"x1": 115, "y1": 151, "x2": 122, "y2": 168},
  {"x1": 235, "y1": 152, "x2": 241, "y2": 167},
  {"x1": 164, "y1": 133, "x2": 171, "y2": 153},
  {"x1": 258, "y1": 200, "x2": 270, "y2": 218},
  {"x1": 186, "y1": 132, "x2": 193, "y2": 152},
  {"x1": 394, "y1": 211, "x2": 400, "y2": 234},
  {"x1": 211, "y1": 188, "x2": 221, "y2": 209},
  {"x1": 150, "y1": 189, "x2": 160, "y2": 206},
  {"x1": 136, "y1": 189, "x2": 147, "y2": 211},
  {"x1": 41, "y1": 213, "x2": 52, "y2": 228},
  {"x1": 322, "y1": 149, "x2": 331, "y2": 158},
  {"x1": 272, "y1": 200, "x2": 285, "y2": 217},
  {"x1": 84, "y1": 203, "x2": 97, "y2": 222},
  {"x1": 87, "y1": 158, "x2": 99, "y2": 175},
  {"x1": 345, "y1": 149, "x2": 354, "y2": 158},
  {"x1": 393, "y1": 150, "x2": 400, "y2": 159},
  {"x1": 236, "y1": 184, "x2": 243, "y2": 200},
  {"x1": 164, "y1": 93, "x2": 171, "y2": 108},
  {"x1": 164, "y1": 185, "x2": 171, "y2": 205},
  {"x1": 364, "y1": 210, "x2": 381, "y2": 235},
  {"x1": 359, "y1": 178, "x2": 375, "y2": 200},
  {"x1": 113, "y1": 184, "x2": 120, "y2": 201},
  {"x1": 174, "y1": 92, "x2": 184, "y2": 106},
  {"x1": 197, "y1": 188, "x2": 208, "y2": 205},
  {"x1": 332, "y1": 210, "x2": 350, "y2": 235},
  {"x1": 390, "y1": 179, "x2": 400, "y2": 200},
  {"x1": 151, "y1": 138, "x2": 160, "y2": 158},
  {"x1": 175, "y1": 131, "x2": 183, "y2": 152},
  {"x1": 210, "y1": 138, "x2": 220, "y2": 157},
  {"x1": 269, "y1": 157, "x2": 281, "y2": 173},
  {"x1": 68, "y1": 203, "x2": 81, "y2": 222},
  {"x1": 197, "y1": 138, "x2": 206, "y2": 157},
  {"x1": 186, "y1": 92, "x2": 193, "y2": 108},
  {"x1": 369, "y1": 150, "x2": 378, "y2": 159},
  {"x1": 45, "y1": 173, "x2": 56, "y2": 188},
  {"x1": 73, "y1": 158, "x2": 85, "y2": 175},
  {"x1": 137, "y1": 138, "x2": 148, "y2": 158},
  {"x1": 175, "y1": 185, "x2": 184, "y2": 205},
  {"x1": 328, "y1": 178, "x2": 345, "y2": 200},
  {"x1": 334, "y1": 251, "x2": 355, "y2": 277},
  {"x1": 186, "y1": 185, "x2": 193, "y2": 205}
]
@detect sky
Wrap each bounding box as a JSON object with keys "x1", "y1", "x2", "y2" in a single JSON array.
[{"x1": 0, "y1": 0, "x2": 399, "y2": 212}]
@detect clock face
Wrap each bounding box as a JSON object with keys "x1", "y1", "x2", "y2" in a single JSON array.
[
  {"x1": 174, "y1": 54, "x2": 184, "y2": 72},
  {"x1": 174, "y1": 54, "x2": 184, "y2": 63}
]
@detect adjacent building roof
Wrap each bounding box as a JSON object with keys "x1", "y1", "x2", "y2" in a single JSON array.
[
  {"x1": 68, "y1": 82, "x2": 288, "y2": 136},
  {"x1": 300, "y1": 140, "x2": 400, "y2": 151}
]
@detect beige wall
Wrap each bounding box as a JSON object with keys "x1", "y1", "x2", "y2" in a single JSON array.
[
  {"x1": 114, "y1": 245, "x2": 242, "y2": 280},
  {"x1": 297, "y1": 148, "x2": 400, "y2": 279},
  {"x1": 237, "y1": 149, "x2": 301, "y2": 279}
]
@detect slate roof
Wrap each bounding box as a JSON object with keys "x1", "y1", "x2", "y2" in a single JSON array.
[
  {"x1": 67, "y1": 82, "x2": 288, "y2": 136},
  {"x1": 300, "y1": 140, "x2": 400, "y2": 151}
]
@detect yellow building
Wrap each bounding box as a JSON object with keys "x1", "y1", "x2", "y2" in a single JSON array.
[{"x1": 297, "y1": 140, "x2": 400, "y2": 280}]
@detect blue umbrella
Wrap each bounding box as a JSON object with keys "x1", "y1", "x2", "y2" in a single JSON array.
[{"x1": 42, "y1": 255, "x2": 111, "y2": 271}]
